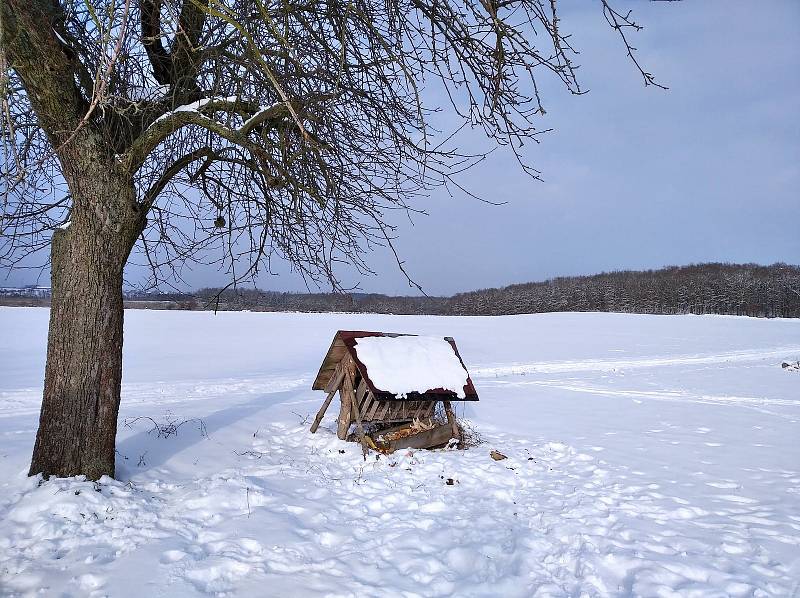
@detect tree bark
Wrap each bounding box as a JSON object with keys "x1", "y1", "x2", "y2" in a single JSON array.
[
  {"x1": 2, "y1": 0, "x2": 149, "y2": 480},
  {"x1": 28, "y1": 173, "x2": 144, "y2": 480}
]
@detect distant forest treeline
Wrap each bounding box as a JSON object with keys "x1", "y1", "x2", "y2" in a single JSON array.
[{"x1": 122, "y1": 263, "x2": 800, "y2": 318}]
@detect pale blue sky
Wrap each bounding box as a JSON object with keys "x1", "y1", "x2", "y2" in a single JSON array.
[
  {"x1": 356, "y1": 0, "x2": 799, "y2": 296},
  {"x1": 4, "y1": 1, "x2": 799, "y2": 295}
]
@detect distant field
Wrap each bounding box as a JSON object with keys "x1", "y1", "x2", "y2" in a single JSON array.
[{"x1": 1, "y1": 308, "x2": 799, "y2": 596}]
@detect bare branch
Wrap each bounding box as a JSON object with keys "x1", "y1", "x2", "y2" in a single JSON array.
[{"x1": 3, "y1": 0, "x2": 669, "y2": 291}]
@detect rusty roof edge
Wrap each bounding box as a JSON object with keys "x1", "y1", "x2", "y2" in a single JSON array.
[{"x1": 444, "y1": 336, "x2": 480, "y2": 400}]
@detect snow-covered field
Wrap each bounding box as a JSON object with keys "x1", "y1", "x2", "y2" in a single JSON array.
[{"x1": 1, "y1": 307, "x2": 799, "y2": 597}]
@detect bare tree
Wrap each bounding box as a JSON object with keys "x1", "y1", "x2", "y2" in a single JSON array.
[{"x1": 1, "y1": 0, "x2": 664, "y2": 479}]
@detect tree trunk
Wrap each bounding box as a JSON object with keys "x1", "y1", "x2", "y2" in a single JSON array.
[
  {"x1": 3, "y1": 0, "x2": 146, "y2": 479},
  {"x1": 29, "y1": 175, "x2": 144, "y2": 480}
]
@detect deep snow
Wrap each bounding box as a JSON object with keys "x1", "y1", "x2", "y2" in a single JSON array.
[
  {"x1": 0, "y1": 308, "x2": 799, "y2": 597},
  {"x1": 353, "y1": 335, "x2": 470, "y2": 398}
]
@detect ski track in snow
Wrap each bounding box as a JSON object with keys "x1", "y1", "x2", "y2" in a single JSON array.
[
  {"x1": 0, "y1": 309, "x2": 799, "y2": 596},
  {"x1": 3, "y1": 346, "x2": 797, "y2": 417},
  {"x1": 483, "y1": 378, "x2": 800, "y2": 410},
  {"x1": 471, "y1": 346, "x2": 800, "y2": 377}
]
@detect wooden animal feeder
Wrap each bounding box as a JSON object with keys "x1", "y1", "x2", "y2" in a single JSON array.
[{"x1": 310, "y1": 331, "x2": 479, "y2": 452}]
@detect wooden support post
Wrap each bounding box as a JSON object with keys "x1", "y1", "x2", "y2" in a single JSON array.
[
  {"x1": 336, "y1": 361, "x2": 354, "y2": 441},
  {"x1": 310, "y1": 387, "x2": 337, "y2": 433},
  {"x1": 349, "y1": 377, "x2": 370, "y2": 459},
  {"x1": 443, "y1": 400, "x2": 461, "y2": 445},
  {"x1": 337, "y1": 390, "x2": 352, "y2": 440}
]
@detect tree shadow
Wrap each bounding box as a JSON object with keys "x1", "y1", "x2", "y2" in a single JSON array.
[{"x1": 115, "y1": 389, "x2": 302, "y2": 477}]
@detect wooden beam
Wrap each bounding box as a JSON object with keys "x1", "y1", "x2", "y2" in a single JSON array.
[
  {"x1": 339, "y1": 355, "x2": 363, "y2": 440},
  {"x1": 310, "y1": 387, "x2": 337, "y2": 433},
  {"x1": 443, "y1": 400, "x2": 461, "y2": 445},
  {"x1": 336, "y1": 370, "x2": 353, "y2": 440},
  {"x1": 387, "y1": 424, "x2": 454, "y2": 452},
  {"x1": 324, "y1": 359, "x2": 346, "y2": 394},
  {"x1": 349, "y1": 376, "x2": 369, "y2": 458},
  {"x1": 337, "y1": 388, "x2": 352, "y2": 440},
  {"x1": 333, "y1": 358, "x2": 354, "y2": 440}
]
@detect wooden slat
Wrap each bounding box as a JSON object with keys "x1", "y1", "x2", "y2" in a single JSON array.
[
  {"x1": 391, "y1": 401, "x2": 407, "y2": 420},
  {"x1": 356, "y1": 378, "x2": 367, "y2": 402},
  {"x1": 360, "y1": 394, "x2": 374, "y2": 421},
  {"x1": 367, "y1": 394, "x2": 381, "y2": 420},
  {"x1": 324, "y1": 359, "x2": 346, "y2": 394},
  {"x1": 356, "y1": 379, "x2": 372, "y2": 415},
  {"x1": 426, "y1": 402, "x2": 436, "y2": 418},
  {"x1": 347, "y1": 370, "x2": 370, "y2": 457}
]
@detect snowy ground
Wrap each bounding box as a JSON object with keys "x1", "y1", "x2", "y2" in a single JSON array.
[{"x1": 1, "y1": 307, "x2": 799, "y2": 597}]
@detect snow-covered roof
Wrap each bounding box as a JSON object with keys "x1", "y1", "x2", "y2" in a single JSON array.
[{"x1": 312, "y1": 331, "x2": 479, "y2": 401}]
